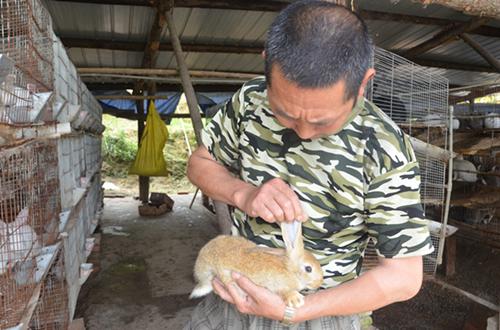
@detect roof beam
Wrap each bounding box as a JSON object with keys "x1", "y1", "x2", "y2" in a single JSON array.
[
  {"x1": 459, "y1": 33, "x2": 500, "y2": 72},
  {"x1": 102, "y1": 106, "x2": 206, "y2": 121},
  {"x1": 51, "y1": 0, "x2": 500, "y2": 38},
  {"x1": 62, "y1": 37, "x2": 496, "y2": 73},
  {"x1": 61, "y1": 38, "x2": 263, "y2": 54},
  {"x1": 77, "y1": 67, "x2": 257, "y2": 80},
  {"x1": 404, "y1": 17, "x2": 490, "y2": 58},
  {"x1": 51, "y1": 0, "x2": 290, "y2": 11},
  {"x1": 85, "y1": 82, "x2": 241, "y2": 92},
  {"x1": 411, "y1": 58, "x2": 494, "y2": 72}
]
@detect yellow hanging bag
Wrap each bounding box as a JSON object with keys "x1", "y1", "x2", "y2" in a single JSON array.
[{"x1": 129, "y1": 101, "x2": 169, "y2": 176}]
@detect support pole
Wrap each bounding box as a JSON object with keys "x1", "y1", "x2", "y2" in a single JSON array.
[
  {"x1": 165, "y1": 9, "x2": 204, "y2": 145},
  {"x1": 134, "y1": 84, "x2": 149, "y2": 203}
]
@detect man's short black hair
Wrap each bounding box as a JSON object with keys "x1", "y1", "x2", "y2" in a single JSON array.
[{"x1": 264, "y1": 0, "x2": 373, "y2": 101}]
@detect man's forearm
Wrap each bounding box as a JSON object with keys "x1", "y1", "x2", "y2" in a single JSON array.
[
  {"x1": 187, "y1": 146, "x2": 252, "y2": 208},
  {"x1": 294, "y1": 256, "x2": 423, "y2": 322}
]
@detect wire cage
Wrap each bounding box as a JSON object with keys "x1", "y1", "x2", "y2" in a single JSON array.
[
  {"x1": 30, "y1": 246, "x2": 69, "y2": 330},
  {"x1": 363, "y1": 47, "x2": 452, "y2": 275},
  {"x1": 0, "y1": 55, "x2": 38, "y2": 124},
  {"x1": 0, "y1": 0, "x2": 54, "y2": 92},
  {"x1": 0, "y1": 139, "x2": 61, "y2": 328}
]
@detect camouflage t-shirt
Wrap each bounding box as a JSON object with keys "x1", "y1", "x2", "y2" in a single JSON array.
[{"x1": 201, "y1": 77, "x2": 434, "y2": 288}]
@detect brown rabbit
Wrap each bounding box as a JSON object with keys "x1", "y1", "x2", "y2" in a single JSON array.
[{"x1": 189, "y1": 221, "x2": 323, "y2": 307}]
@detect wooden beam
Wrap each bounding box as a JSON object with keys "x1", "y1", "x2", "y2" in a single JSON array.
[
  {"x1": 68, "y1": 40, "x2": 496, "y2": 73},
  {"x1": 96, "y1": 95, "x2": 174, "y2": 100},
  {"x1": 62, "y1": 37, "x2": 263, "y2": 54},
  {"x1": 416, "y1": 0, "x2": 500, "y2": 20},
  {"x1": 103, "y1": 107, "x2": 206, "y2": 120},
  {"x1": 135, "y1": 2, "x2": 169, "y2": 203},
  {"x1": 459, "y1": 33, "x2": 500, "y2": 72},
  {"x1": 85, "y1": 82, "x2": 241, "y2": 92},
  {"x1": 165, "y1": 9, "x2": 204, "y2": 146},
  {"x1": 411, "y1": 58, "x2": 495, "y2": 72},
  {"x1": 77, "y1": 67, "x2": 258, "y2": 80},
  {"x1": 51, "y1": 0, "x2": 290, "y2": 11},
  {"x1": 51, "y1": 0, "x2": 500, "y2": 38},
  {"x1": 405, "y1": 17, "x2": 490, "y2": 58}
]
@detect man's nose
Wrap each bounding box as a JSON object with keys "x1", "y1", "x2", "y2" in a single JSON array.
[{"x1": 294, "y1": 124, "x2": 315, "y2": 140}]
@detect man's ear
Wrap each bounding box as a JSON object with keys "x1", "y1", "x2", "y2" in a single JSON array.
[
  {"x1": 357, "y1": 68, "x2": 376, "y2": 97},
  {"x1": 261, "y1": 50, "x2": 266, "y2": 59}
]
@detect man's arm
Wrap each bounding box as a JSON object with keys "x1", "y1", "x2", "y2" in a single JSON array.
[
  {"x1": 215, "y1": 255, "x2": 423, "y2": 322},
  {"x1": 187, "y1": 146, "x2": 306, "y2": 222},
  {"x1": 294, "y1": 256, "x2": 423, "y2": 321}
]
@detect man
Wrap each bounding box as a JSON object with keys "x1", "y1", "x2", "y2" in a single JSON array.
[{"x1": 185, "y1": 1, "x2": 434, "y2": 329}]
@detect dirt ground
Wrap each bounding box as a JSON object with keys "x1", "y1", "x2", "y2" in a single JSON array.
[{"x1": 76, "y1": 195, "x2": 500, "y2": 329}]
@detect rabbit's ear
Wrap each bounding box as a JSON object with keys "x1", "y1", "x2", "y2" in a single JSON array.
[{"x1": 280, "y1": 221, "x2": 304, "y2": 257}]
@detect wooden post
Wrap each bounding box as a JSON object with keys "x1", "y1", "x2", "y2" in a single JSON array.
[
  {"x1": 165, "y1": 9, "x2": 204, "y2": 146},
  {"x1": 444, "y1": 235, "x2": 456, "y2": 277},
  {"x1": 135, "y1": 90, "x2": 150, "y2": 203}
]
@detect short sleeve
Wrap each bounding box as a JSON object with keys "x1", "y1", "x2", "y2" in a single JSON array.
[
  {"x1": 365, "y1": 160, "x2": 434, "y2": 258},
  {"x1": 201, "y1": 88, "x2": 245, "y2": 173}
]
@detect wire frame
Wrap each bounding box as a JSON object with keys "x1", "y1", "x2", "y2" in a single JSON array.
[
  {"x1": 30, "y1": 247, "x2": 69, "y2": 330},
  {"x1": 363, "y1": 47, "x2": 450, "y2": 275},
  {"x1": 0, "y1": 0, "x2": 54, "y2": 91},
  {"x1": 368, "y1": 48, "x2": 449, "y2": 130},
  {"x1": 0, "y1": 139, "x2": 60, "y2": 328}
]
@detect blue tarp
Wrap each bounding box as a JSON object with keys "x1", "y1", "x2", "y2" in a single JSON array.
[{"x1": 97, "y1": 91, "x2": 233, "y2": 116}]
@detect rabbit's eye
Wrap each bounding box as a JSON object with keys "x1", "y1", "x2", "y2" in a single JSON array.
[{"x1": 305, "y1": 266, "x2": 312, "y2": 273}]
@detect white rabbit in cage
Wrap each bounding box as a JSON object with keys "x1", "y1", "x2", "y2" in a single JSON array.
[
  {"x1": 0, "y1": 74, "x2": 33, "y2": 124},
  {"x1": 452, "y1": 155, "x2": 478, "y2": 182},
  {"x1": 0, "y1": 207, "x2": 41, "y2": 281}
]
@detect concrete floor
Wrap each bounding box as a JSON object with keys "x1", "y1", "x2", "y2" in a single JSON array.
[{"x1": 75, "y1": 195, "x2": 218, "y2": 330}]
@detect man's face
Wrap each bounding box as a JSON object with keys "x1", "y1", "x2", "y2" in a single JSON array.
[{"x1": 267, "y1": 65, "x2": 357, "y2": 140}]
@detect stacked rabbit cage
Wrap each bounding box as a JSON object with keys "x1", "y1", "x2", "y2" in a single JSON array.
[
  {"x1": 1, "y1": 0, "x2": 104, "y2": 327},
  {"x1": 364, "y1": 47, "x2": 454, "y2": 276},
  {"x1": 0, "y1": 0, "x2": 53, "y2": 92},
  {"x1": 0, "y1": 139, "x2": 61, "y2": 328}
]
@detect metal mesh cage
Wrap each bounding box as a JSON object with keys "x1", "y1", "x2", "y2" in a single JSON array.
[
  {"x1": 368, "y1": 48, "x2": 449, "y2": 129},
  {"x1": 0, "y1": 139, "x2": 61, "y2": 328},
  {"x1": 0, "y1": 0, "x2": 53, "y2": 91},
  {"x1": 363, "y1": 47, "x2": 451, "y2": 276},
  {"x1": 0, "y1": 57, "x2": 37, "y2": 124},
  {"x1": 30, "y1": 246, "x2": 69, "y2": 330}
]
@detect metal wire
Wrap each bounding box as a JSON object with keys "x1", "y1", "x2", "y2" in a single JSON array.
[
  {"x1": 0, "y1": 60, "x2": 35, "y2": 124},
  {"x1": 364, "y1": 47, "x2": 450, "y2": 275},
  {"x1": 0, "y1": 139, "x2": 60, "y2": 328},
  {"x1": 0, "y1": 0, "x2": 53, "y2": 92},
  {"x1": 29, "y1": 247, "x2": 69, "y2": 330}
]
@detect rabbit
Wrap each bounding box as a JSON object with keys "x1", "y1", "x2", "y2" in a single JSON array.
[
  {"x1": 0, "y1": 207, "x2": 41, "y2": 276},
  {"x1": 189, "y1": 221, "x2": 323, "y2": 308},
  {"x1": 452, "y1": 156, "x2": 478, "y2": 183}
]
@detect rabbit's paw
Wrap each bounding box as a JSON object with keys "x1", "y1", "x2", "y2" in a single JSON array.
[{"x1": 284, "y1": 291, "x2": 304, "y2": 308}]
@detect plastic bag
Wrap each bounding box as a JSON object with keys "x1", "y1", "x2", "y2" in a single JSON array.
[{"x1": 129, "y1": 101, "x2": 169, "y2": 176}]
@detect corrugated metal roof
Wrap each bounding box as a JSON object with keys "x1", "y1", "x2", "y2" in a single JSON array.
[{"x1": 43, "y1": 0, "x2": 500, "y2": 88}]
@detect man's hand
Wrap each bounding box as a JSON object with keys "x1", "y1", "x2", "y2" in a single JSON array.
[
  {"x1": 234, "y1": 178, "x2": 306, "y2": 223},
  {"x1": 212, "y1": 272, "x2": 287, "y2": 321}
]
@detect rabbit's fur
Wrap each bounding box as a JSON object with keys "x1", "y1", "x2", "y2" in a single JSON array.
[{"x1": 190, "y1": 222, "x2": 323, "y2": 308}]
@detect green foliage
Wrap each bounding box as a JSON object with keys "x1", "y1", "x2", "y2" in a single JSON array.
[
  {"x1": 102, "y1": 131, "x2": 138, "y2": 163},
  {"x1": 101, "y1": 115, "x2": 197, "y2": 192}
]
